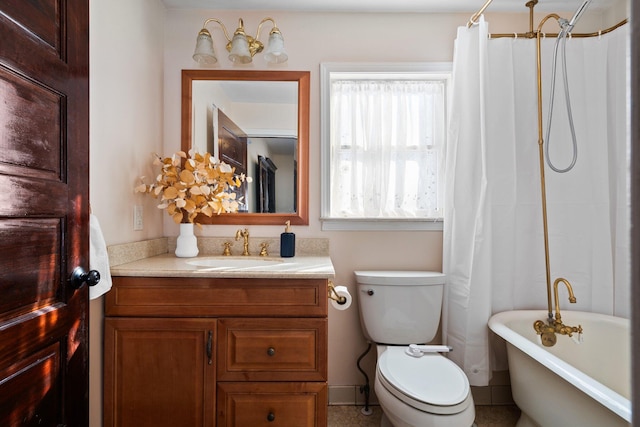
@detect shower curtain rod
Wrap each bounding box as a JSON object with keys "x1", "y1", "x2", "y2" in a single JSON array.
[
  {"x1": 467, "y1": 0, "x2": 628, "y2": 39},
  {"x1": 490, "y1": 18, "x2": 627, "y2": 39},
  {"x1": 467, "y1": 0, "x2": 494, "y2": 27}
]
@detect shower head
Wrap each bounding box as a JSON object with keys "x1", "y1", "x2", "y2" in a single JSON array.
[{"x1": 564, "y1": 0, "x2": 592, "y2": 32}]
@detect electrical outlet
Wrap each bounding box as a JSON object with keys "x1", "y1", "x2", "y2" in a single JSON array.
[{"x1": 133, "y1": 205, "x2": 143, "y2": 230}]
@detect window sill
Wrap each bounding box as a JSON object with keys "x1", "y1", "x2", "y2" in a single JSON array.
[{"x1": 320, "y1": 218, "x2": 443, "y2": 231}]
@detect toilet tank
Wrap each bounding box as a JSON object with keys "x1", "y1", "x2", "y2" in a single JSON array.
[{"x1": 355, "y1": 271, "x2": 445, "y2": 345}]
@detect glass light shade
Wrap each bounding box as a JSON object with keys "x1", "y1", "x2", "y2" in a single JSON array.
[
  {"x1": 264, "y1": 32, "x2": 288, "y2": 64},
  {"x1": 192, "y1": 31, "x2": 217, "y2": 65},
  {"x1": 228, "y1": 33, "x2": 252, "y2": 64}
]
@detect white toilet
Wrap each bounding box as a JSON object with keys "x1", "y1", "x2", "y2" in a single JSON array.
[{"x1": 355, "y1": 271, "x2": 475, "y2": 427}]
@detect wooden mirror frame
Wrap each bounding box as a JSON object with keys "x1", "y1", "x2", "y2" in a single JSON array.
[{"x1": 181, "y1": 69, "x2": 310, "y2": 225}]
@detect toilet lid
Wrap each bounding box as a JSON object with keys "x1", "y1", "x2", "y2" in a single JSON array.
[{"x1": 378, "y1": 346, "x2": 469, "y2": 407}]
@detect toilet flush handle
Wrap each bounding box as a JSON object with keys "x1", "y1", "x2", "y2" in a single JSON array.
[
  {"x1": 361, "y1": 289, "x2": 374, "y2": 296},
  {"x1": 406, "y1": 344, "x2": 453, "y2": 357}
]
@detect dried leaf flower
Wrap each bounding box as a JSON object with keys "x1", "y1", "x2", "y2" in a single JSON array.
[{"x1": 135, "y1": 150, "x2": 251, "y2": 225}]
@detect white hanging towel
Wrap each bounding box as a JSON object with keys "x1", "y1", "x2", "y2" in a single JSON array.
[{"x1": 89, "y1": 214, "x2": 112, "y2": 299}]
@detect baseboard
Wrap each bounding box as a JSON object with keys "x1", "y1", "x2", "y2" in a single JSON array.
[
  {"x1": 328, "y1": 385, "x2": 379, "y2": 406},
  {"x1": 328, "y1": 384, "x2": 514, "y2": 406}
]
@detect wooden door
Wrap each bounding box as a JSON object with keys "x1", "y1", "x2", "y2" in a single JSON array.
[
  {"x1": 0, "y1": 1, "x2": 91, "y2": 426},
  {"x1": 218, "y1": 110, "x2": 247, "y2": 176},
  {"x1": 218, "y1": 110, "x2": 248, "y2": 211},
  {"x1": 103, "y1": 318, "x2": 217, "y2": 427}
]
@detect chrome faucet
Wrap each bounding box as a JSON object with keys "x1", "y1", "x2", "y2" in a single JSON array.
[
  {"x1": 235, "y1": 228, "x2": 250, "y2": 256},
  {"x1": 533, "y1": 277, "x2": 583, "y2": 347}
]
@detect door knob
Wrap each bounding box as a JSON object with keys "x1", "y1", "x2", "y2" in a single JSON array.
[{"x1": 70, "y1": 267, "x2": 100, "y2": 289}]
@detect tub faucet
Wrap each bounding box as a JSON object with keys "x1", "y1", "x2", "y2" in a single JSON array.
[
  {"x1": 552, "y1": 277, "x2": 583, "y2": 334},
  {"x1": 553, "y1": 278, "x2": 576, "y2": 323},
  {"x1": 235, "y1": 228, "x2": 250, "y2": 256},
  {"x1": 533, "y1": 277, "x2": 583, "y2": 347}
]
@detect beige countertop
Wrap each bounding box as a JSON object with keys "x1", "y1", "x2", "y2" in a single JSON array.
[{"x1": 110, "y1": 253, "x2": 335, "y2": 279}]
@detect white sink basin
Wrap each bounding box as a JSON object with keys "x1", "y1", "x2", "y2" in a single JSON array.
[{"x1": 186, "y1": 256, "x2": 285, "y2": 269}]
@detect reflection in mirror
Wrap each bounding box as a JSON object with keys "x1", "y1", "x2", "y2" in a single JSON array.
[
  {"x1": 192, "y1": 80, "x2": 297, "y2": 214},
  {"x1": 182, "y1": 70, "x2": 309, "y2": 225}
]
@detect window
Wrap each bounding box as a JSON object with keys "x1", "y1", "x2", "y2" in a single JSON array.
[{"x1": 320, "y1": 63, "x2": 451, "y2": 231}]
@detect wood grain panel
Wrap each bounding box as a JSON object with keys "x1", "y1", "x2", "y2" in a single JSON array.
[
  {"x1": 0, "y1": 219, "x2": 61, "y2": 318},
  {"x1": 0, "y1": 0, "x2": 89, "y2": 425},
  {"x1": 0, "y1": 302, "x2": 67, "y2": 369},
  {"x1": 0, "y1": 343, "x2": 61, "y2": 427},
  {"x1": 217, "y1": 318, "x2": 327, "y2": 382},
  {"x1": 0, "y1": 175, "x2": 67, "y2": 216},
  {"x1": 0, "y1": 65, "x2": 63, "y2": 180},
  {"x1": 0, "y1": 0, "x2": 63, "y2": 55},
  {"x1": 104, "y1": 318, "x2": 216, "y2": 427},
  {"x1": 216, "y1": 382, "x2": 327, "y2": 427},
  {"x1": 106, "y1": 276, "x2": 328, "y2": 317}
]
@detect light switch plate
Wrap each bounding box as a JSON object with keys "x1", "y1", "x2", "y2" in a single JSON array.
[{"x1": 133, "y1": 205, "x2": 143, "y2": 230}]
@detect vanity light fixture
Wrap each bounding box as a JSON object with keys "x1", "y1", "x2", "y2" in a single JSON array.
[{"x1": 192, "y1": 17, "x2": 288, "y2": 65}]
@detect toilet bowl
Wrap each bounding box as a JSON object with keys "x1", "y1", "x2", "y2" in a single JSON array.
[
  {"x1": 355, "y1": 270, "x2": 475, "y2": 427},
  {"x1": 374, "y1": 345, "x2": 475, "y2": 427}
]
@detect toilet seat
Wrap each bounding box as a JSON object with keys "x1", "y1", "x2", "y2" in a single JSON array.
[{"x1": 377, "y1": 346, "x2": 471, "y2": 415}]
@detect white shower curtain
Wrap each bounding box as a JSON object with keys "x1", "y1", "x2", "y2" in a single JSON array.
[{"x1": 443, "y1": 16, "x2": 629, "y2": 386}]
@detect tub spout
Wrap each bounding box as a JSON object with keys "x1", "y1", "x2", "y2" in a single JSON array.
[{"x1": 553, "y1": 277, "x2": 576, "y2": 323}]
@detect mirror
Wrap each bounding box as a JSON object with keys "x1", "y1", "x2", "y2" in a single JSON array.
[{"x1": 182, "y1": 70, "x2": 309, "y2": 225}]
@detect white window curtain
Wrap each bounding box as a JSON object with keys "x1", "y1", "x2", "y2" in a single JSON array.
[
  {"x1": 444, "y1": 16, "x2": 629, "y2": 386},
  {"x1": 329, "y1": 80, "x2": 445, "y2": 218}
]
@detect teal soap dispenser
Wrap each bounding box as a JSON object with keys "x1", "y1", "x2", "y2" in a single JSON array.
[{"x1": 280, "y1": 220, "x2": 295, "y2": 258}]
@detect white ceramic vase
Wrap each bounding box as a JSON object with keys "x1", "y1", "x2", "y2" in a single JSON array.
[{"x1": 175, "y1": 223, "x2": 199, "y2": 258}]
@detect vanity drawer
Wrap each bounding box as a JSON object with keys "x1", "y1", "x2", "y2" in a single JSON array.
[
  {"x1": 216, "y1": 382, "x2": 327, "y2": 427},
  {"x1": 106, "y1": 276, "x2": 328, "y2": 317},
  {"x1": 217, "y1": 318, "x2": 327, "y2": 381}
]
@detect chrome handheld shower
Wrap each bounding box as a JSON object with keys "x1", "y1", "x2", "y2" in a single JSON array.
[
  {"x1": 545, "y1": 0, "x2": 592, "y2": 173},
  {"x1": 567, "y1": 0, "x2": 592, "y2": 31},
  {"x1": 559, "y1": 0, "x2": 592, "y2": 33}
]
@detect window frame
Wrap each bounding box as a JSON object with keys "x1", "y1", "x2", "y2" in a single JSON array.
[{"x1": 320, "y1": 62, "x2": 452, "y2": 231}]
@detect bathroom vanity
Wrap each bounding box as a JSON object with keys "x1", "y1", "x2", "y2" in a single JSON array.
[{"x1": 103, "y1": 252, "x2": 334, "y2": 427}]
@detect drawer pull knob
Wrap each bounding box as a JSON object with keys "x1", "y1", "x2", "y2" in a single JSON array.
[
  {"x1": 267, "y1": 347, "x2": 276, "y2": 356},
  {"x1": 267, "y1": 412, "x2": 276, "y2": 422}
]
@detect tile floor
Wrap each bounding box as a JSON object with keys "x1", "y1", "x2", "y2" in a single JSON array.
[{"x1": 327, "y1": 405, "x2": 521, "y2": 427}]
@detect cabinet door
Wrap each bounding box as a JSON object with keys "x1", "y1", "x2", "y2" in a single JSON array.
[{"x1": 104, "y1": 318, "x2": 216, "y2": 427}]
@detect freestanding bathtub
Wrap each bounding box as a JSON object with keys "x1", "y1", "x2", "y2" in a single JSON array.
[{"x1": 488, "y1": 310, "x2": 630, "y2": 427}]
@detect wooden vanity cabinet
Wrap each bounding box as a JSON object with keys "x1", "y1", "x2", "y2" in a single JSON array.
[
  {"x1": 104, "y1": 276, "x2": 329, "y2": 427},
  {"x1": 103, "y1": 318, "x2": 216, "y2": 427}
]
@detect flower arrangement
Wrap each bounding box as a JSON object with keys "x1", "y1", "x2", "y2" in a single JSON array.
[{"x1": 135, "y1": 150, "x2": 251, "y2": 225}]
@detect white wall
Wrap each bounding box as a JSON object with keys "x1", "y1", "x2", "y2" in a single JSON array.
[
  {"x1": 89, "y1": 0, "x2": 165, "y2": 425},
  {"x1": 90, "y1": 0, "x2": 166, "y2": 244}
]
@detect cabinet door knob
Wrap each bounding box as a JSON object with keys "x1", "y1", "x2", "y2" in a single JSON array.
[
  {"x1": 267, "y1": 412, "x2": 275, "y2": 422},
  {"x1": 267, "y1": 347, "x2": 276, "y2": 356}
]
